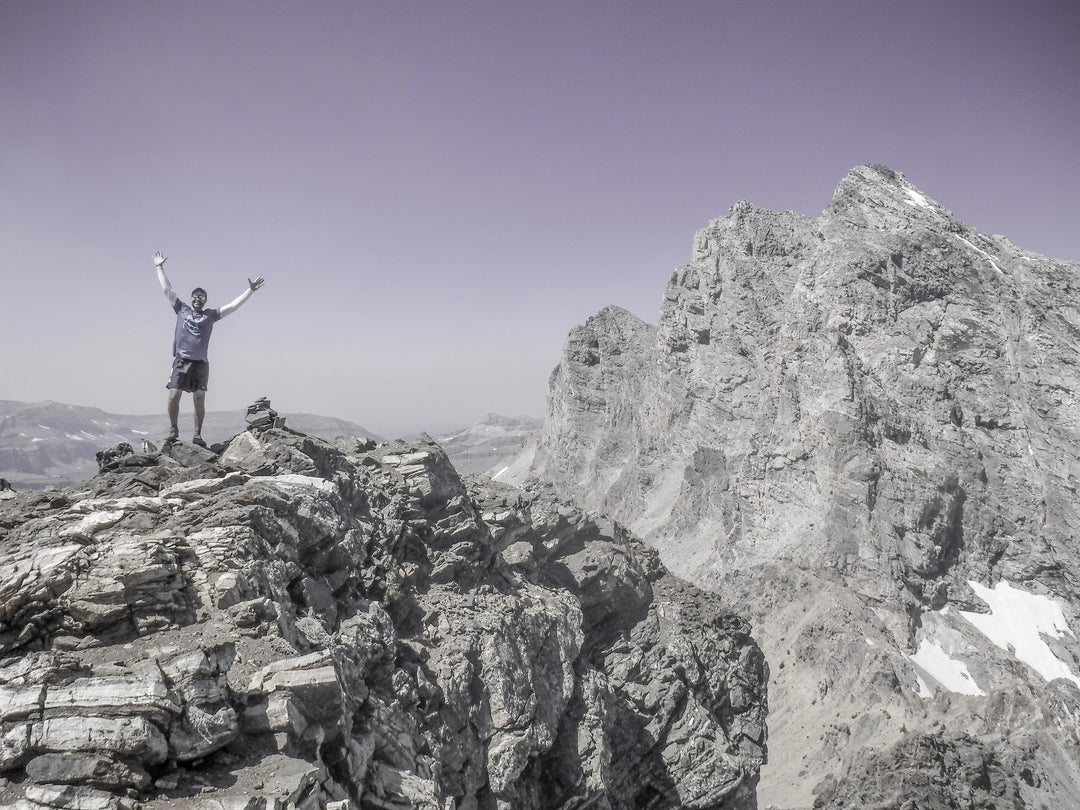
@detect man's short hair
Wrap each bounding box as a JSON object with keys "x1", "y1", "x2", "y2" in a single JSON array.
[{"x1": 191, "y1": 287, "x2": 207, "y2": 297}]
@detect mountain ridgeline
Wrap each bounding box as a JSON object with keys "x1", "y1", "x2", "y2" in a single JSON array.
[{"x1": 504, "y1": 165, "x2": 1080, "y2": 808}]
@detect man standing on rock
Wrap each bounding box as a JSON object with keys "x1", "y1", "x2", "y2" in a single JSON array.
[{"x1": 154, "y1": 251, "x2": 265, "y2": 447}]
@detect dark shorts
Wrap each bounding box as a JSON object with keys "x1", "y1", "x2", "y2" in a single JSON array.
[{"x1": 167, "y1": 357, "x2": 210, "y2": 392}]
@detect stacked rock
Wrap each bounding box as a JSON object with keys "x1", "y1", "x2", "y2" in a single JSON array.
[
  {"x1": 95, "y1": 442, "x2": 134, "y2": 472},
  {"x1": 245, "y1": 397, "x2": 286, "y2": 432}
]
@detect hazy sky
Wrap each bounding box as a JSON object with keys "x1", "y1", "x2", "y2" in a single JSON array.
[{"x1": 3, "y1": 1, "x2": 1078, "y2": 437}]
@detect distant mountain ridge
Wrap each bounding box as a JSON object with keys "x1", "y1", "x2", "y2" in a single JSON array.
[
  {"x1": 436, "y1": 413, "x2": 542, "y2": 475},
  {"x1": 0, "y1": 400, "x2": 381, "y2": 488}
]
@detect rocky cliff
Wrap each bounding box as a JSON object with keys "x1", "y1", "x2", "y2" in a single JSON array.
[
  {"x1": 505, "y1": 165, "x2": 1080, "y2": 808},
  {"x1": 0, "y1": 413, "x2": 766, "y2": 809}
]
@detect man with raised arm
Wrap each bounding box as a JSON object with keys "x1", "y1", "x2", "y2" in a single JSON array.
[{"x1": 153, "y1": 250, "x2": 265, "y2": 447}]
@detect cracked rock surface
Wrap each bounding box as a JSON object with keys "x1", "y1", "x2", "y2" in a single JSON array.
[
  {"x1": 0, "y1": 422, "x2": 765, "y2": 809},
  {"x1": 507, "y1": 165, "x2": 1080, "y2": 808}
]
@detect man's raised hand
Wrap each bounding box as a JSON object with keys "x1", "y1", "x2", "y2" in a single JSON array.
[
  {"x1": 153, "y1": 251, "x2": 168, "y2": 268},
  {"x1": 248, "y1": 277, "x2": 265, "y2": 291}
]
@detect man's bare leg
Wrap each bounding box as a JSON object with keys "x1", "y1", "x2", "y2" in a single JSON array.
[
  {"x1": 166, "y1": 389, "x2": 182, "y2": 442},
  {"x1": 193, "y1": 390, "x2": 207, "y2": 446}
]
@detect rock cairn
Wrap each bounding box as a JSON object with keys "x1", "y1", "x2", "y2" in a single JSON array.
[{"x1": 245, "y1": 397, "x2": 285, "y2": 432}]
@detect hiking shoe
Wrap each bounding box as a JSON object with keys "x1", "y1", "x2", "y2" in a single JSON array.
[
  {"x1": 165, "y1": 425, "x2": 179, "y2": 443},
  {"x1": 192, "y1": 435, "x2": 207, "y2": 448}
]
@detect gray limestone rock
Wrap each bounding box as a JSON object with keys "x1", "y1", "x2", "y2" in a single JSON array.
[
  {"x1": 244, "y1": 396, "x2": 285, "y2": 432},
  {"x1": 24, "y1": 752, "x2": 151, "y2": 791},
  {"x1": 0, "y1": 405, "x2": 766, "y2": 809},
  {"x1": 510, "y1": 164, "x2": 1080, "y2": 808},
  {"x1": 94, "y1": 443, "x2": 134, "y2": 473}
]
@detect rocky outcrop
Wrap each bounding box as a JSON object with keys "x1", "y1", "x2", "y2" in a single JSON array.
[
  {"x1": 0, "y1": 400, "x2": 380, "y2": 489},
  {"x1": 506, "y1": 165, "x2": 1080, "y2": 808},
  {"x1": 0, "y1": 411, "x2": 766, "y2": 809}
]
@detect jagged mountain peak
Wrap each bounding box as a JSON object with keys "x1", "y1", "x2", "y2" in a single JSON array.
[
  {"x1": 828, "y1": 162, "x2": 958, "y2": 230},
  {"x1": 835, "y1": 161, "x2": 905, "y2": 189},
  {"x1": 590, "y1": 303, "x2": 649, "y2": 324},
  {"x1": 581, "y1": 305, "x2": 654, "y2": 340},
  {"x1": 512, "y1": 167, "x2": 1080, "y2": 808},
  {"x1": 691, "y1": 164, "x2": 960, "y2": 267}
]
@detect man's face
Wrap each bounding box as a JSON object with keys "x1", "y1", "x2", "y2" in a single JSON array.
[{"x1": 191, "y1": 291, "x2": 207, "y2": 311}]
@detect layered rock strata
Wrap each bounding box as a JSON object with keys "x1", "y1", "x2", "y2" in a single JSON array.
[
  {"x1": 509, "y1": 165, "x2": 1080, "y2": 808},
  {"x1": 0, "y1": 417, "x2": 766, "y2": 809}
]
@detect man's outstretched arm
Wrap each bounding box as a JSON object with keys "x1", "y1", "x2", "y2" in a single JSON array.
[
  {"x1": 154, "y1": 251, "x2": 179, "y2": 306},
  {"x1": 218, "y1": 276, "x2": 265, "y2": 318}
]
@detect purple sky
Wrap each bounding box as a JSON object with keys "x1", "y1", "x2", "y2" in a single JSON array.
[{"x1": 3, "y1": 1, "x2": 1078, "y2": 437}]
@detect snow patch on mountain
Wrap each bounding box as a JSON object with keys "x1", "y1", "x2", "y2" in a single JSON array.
[
  {"x1": 904, "y1": 188, "x2": 931, "y2": 209},
  {"x1": 960, "y1": 580, "x2": 1080, "y2": 689},
  {"x1": 909, "y1": 639, "x2": 985, "y2": 697}
]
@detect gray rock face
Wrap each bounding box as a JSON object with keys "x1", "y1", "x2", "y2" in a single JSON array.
[
  {"x1": 0, "y1": 413, "x2": 765, "y2": 809},
  {"x1": 512, "y1": 165, "x2": 1080, "y2": 808}
]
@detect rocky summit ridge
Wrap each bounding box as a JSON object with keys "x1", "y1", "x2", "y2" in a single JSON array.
[
  {"x1": 0, "y1": 400, "x2": 381, "y2": 490},
  {"x1": 0, "y1": 408, "x2": 766, "y2": 809},
  {"x1": 503, "y1": 165, "x2": 1080, "y2": 808}
]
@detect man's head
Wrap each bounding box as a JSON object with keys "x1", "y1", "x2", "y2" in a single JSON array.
[{"x1": 191, "y1": 288, "x2": 207, "y2": 311}]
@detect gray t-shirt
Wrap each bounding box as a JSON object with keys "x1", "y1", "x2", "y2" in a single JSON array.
[{"x1": 172, "y1": 300, "x2": 222, "y2": 361}]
